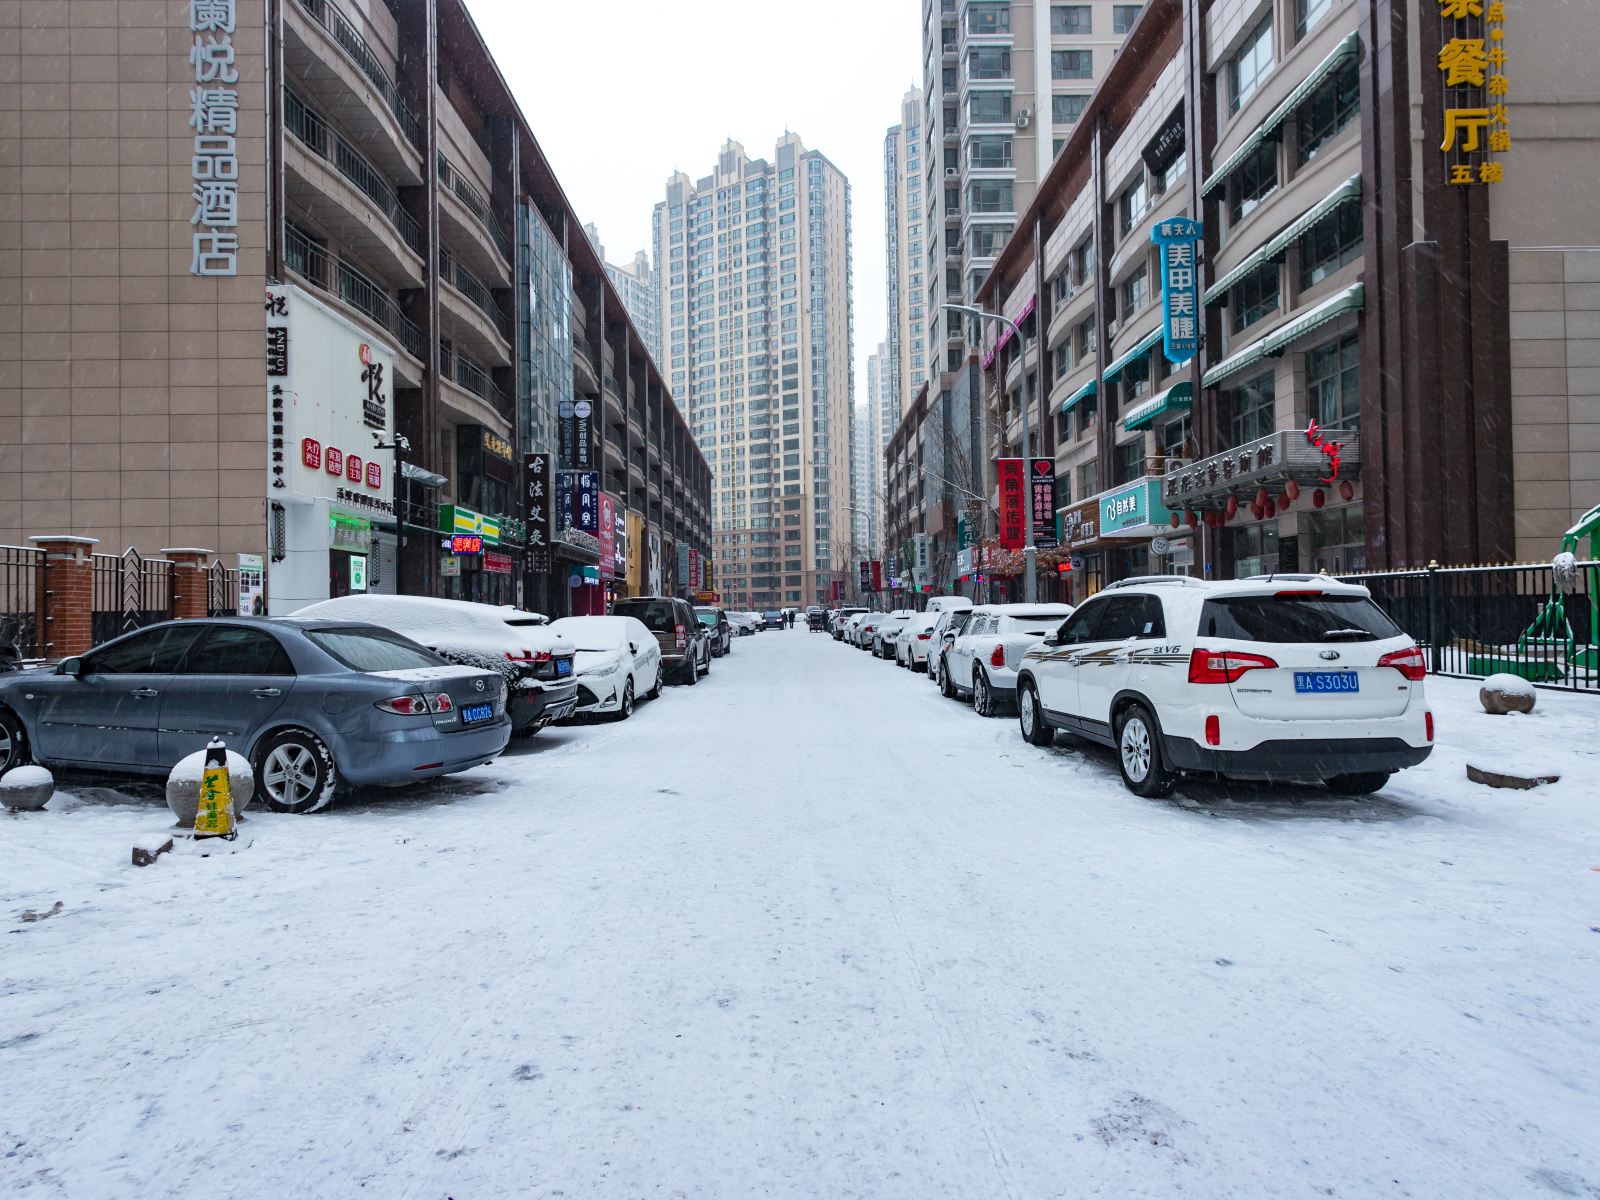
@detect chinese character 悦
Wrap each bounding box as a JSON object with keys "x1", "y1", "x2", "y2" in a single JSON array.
[{"x1": 189, "y1": 35, "x2": 238, "y2": 83}]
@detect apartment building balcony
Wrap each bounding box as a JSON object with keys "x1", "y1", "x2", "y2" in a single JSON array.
[
  {"x1": 284, "y1": 0, "x2": 423, "y2": 184},
  {"x1": 572, "y1": 338, "x2": 600, "y2": 394},
  {"x1": 438, "y1": 343, "x2": 512, "y2": 434},
  {"x1": 284, "y1": 222, "x2": 424, "y2": 385},
  {"x1": 437, "y1": 248, "x2": 512, "y2": 366},
  {"x1": 602, "y1": 435, "x2": 627, "y2": 476},
  {"x1": 437, "y1": 153, "x2": 512, "y2": 286},
  {"x1": 283, "y1": 90, "x2": 423, "y2": 289}
]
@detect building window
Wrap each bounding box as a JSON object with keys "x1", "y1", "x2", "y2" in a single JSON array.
[
  {"x1": 1051, "y1": 5, "x2": 1091, "y2": 35},
  {"x1": 1299, "y1": 202, "x2": 1363, "y2": 289},
  {"x1": 970, "y1": 225, "x2": 1012, "y2": 258},
  {"x1": 1296, "y1": 57, "x2": 1360, "y2": 165},
  {"x1": 968, "y1": 47, "x2": 1012, "y2": 80},
  {"x1": 1121, "y1": 351, "x2": 1153, "y2": 401},
  {"x1": 1230, "y1": 260, "x2": 1279, "y2": 333},
  {"x1": 967, "y1": 178, "x2": 1014, "y2": 213},
  {"x1": 1051, "y1": 49, "x2": 1093, "y2": 80},
  {"x1": 1306, "y1": 334, "x2": 1359, "y2": 430},
  {"x1": 1160, "y1": 412, "x2": 1192, "y2": 459},
  {"x1": 969, "y1": 91, "x2": 1013, "y2": 124},
  {"x1": 1070, "y1": 239, "x2": 1094, "y2": 287},
  {"x1": 1115, "y1": 437, "x2": 1146, "y2": 485},
  {"x1": 1227, "y1": 141, "x2": 1277, "y2": 226},
  {"x1": 968, "y1": 3, "x2": 1011, "y2": 34},
  {"x1": 1075, "y1": 318, "x2": 1096, "y2": 358},
  {"x1": 1112, "y1": 4, "x2": 1143, "y2": 34},
  {"x1": 1052, "y1": 93, "x2": 1088, "y2": 125},
  {"x1": 1119, "y1": 265, "x2": 1149, "y2": 320},
  {"x1": 1228, "y1": 15, "x2": 1274, "y2": 115},
  {"x1": 1077, "y1": 459, "x2": 1099, "y2": 499},
  {"x1": 1117, "y1": 175, "x2": 1149, "y2": 237},
  {"x1": 1295, "y1": 0, "x2": 1335, "y2": 39},
  {"x1": 1230, "y1": 370, "x2": 1276, "y2": 445},
  {"x1": 969, "y1": 135, "x2": 1013, "y2": 168}
]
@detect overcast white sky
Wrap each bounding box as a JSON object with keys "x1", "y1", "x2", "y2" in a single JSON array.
[{"x1": 464, "y1": 0, "x2": 922, "y2": 404}]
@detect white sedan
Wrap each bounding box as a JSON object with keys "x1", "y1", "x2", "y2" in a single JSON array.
[
  {"x1": 942, "y1": 604, "x2": 1075, "y2": 716},
  {"x1": 872, "y1": 609, "x2": 915, "y2": 658},
  {"x1": 894, "y1": 610, "x2": 941, "y2": 670},
  {"x1": 548, "y1": 615, "x2": 662, "y2": 720}
]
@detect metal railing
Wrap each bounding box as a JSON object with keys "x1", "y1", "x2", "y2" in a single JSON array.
[
  {"x1": 293, "y1": 0, "x2": 423, "y2": 151},
  {"x1": 438, "y1": 247, "x2": 512, "y2": 341},
  {"x1": 1337, "y1": 560, "x2": 1600, "y2": 694},
  {"x1": 284, "y1": 223, "x2": 423, "y2": 358},
  {"x1": 440, "y1": 344, "x2": 512, "y2": 420},
  {"x1": 283, "y1": 89, "x2": 422, "y2": 253},
  {"x1": 91, "y1": 548, "x2": 173, "y2": 647},
  {"x1": 436, "y1": 153, "x2": 512, "y2": 260},
  {"x1": 0, "y1": 544, "x2": 44, "y2": 659},
  {"x1": 207, "y1": 562, "x2": 241, "y2": 617}
]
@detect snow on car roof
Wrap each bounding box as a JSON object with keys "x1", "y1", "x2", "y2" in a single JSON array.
[
  {"x1": 294, "y1": 594, "x2": 551, "y2": 634},
  {"x1": 549, "y1": 616, "x2": 630, "y2": 647}
]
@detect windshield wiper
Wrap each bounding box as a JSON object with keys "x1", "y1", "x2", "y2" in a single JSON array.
[{"x1": 1321, "y1": 628, "x2": 1376, "y2": 641}]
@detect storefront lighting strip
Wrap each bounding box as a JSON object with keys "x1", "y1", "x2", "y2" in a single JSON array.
[
  {"x1": 1122, "y1": 382, "x2": 1194, "y2": 432},
  {"x1": 1202, "y1": 174, "x2": 1363, "y2": 306},
  {"x1": 1058, "y1": 377, "x2": 1097, "y2": 414},
  {"x1": 1101, "y1": 327, "x2": 1162, "y2": 382}
]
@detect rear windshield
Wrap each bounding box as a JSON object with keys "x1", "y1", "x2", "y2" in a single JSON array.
[
  {"x1": 307, "y1": 627, "x2": 444, "y2": 672},
  {"x1": 1199, "y1": 595, "x2": 1403, "y2": 643},
  {"x1": 612, "y1": 601, "x2": 678, "y2": 632},
  {"x1": 694, "y1": 611, "x2": 717, "y2": 626}
]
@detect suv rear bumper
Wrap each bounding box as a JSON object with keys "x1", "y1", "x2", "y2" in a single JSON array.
[
  {"x1": 1162, "y1": 735, "x2": 1432, "y2": 781},
  {"x1": 510, "y1": 680, "x2": 578, "y2": 732}
]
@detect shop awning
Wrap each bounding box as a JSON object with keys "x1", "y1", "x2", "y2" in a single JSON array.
[
  {"x1": 1201, "y1": 337, "x2": 1272, "y2": 388},
  {"x1": 1101, "y1": 327, "x2": 1162, "y2": 382},
  {"x1": 1058, "y1": 376, "x2": 1097, "y2": 414},
  {"x1": 1202, "y1": 173, "x2": 1362, "y2": 306},
  {"x1": 1122, "y1": 382, "x2": 1194, "y2": 432},
  {"x1": 1201, "y1": 282, "x2": 1364, "y2": 388},
  {"x1": 1199, "y1": 31, "x2": 1360, "y2": 198}
]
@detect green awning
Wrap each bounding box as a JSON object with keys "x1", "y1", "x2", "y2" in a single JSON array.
[
  {"x1": 1202, "y1": 173, "x2": 1362, "y2": 306},
  {"x1": 1101, "y1": 327, "x2": 1162, "y2": 382},
  {"x1": 1261, "y1": 280, "x2": 1364, "y2": 354},
  {"x1": 1201, "y1": 337, "x2": 1272, "y2": 388},
  {"x1": 1122, "y1": 382, "x2": 1193, "y2": 432},
  {"x1": 1200, "y1": 31, "x2": 1361, "y2": 198},
  {"x1": 1059, "y1": 377, "x2": 1097, "y2": 414}
]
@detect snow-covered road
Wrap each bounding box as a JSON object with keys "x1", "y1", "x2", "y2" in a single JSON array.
[{"x1": 5, "y1": 627, "x2": 1600, "y2": 1199}]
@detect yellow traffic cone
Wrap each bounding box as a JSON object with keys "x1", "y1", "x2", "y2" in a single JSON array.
[{"x1": 194, "y1": 738, "x2": 237, "y2": 841}]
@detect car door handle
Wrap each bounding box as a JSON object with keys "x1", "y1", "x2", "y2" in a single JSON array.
[
  {"x1": 250, "y1": 687, "x2": 282, "y2": 698},
  {"x1": 129, "y1": 687, "x2": 158, "y2": 698}
]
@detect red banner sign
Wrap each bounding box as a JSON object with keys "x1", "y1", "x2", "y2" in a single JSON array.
[
  {"x1": 598, "y1": 492, "x2": 616, "y2": 579},
  {"x1": 483, "y1": 551, "x2": 514, "y2": 575},
  {"x1": 870, "y1": 560, "x2": 883, "y2": 592},
  {"x1": 997, "y1": 458, "x2": 1026, "y2": 549}
]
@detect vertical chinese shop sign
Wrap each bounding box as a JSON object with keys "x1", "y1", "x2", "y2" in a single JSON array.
[
  {"x1": 1438, "y1": 0, "x2": 1509, "y2": 187},
  {"x1": 997, "y1": 458, "x2": 1026, "y2": 550}
]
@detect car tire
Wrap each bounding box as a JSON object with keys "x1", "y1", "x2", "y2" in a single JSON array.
[
  {"x1": 1018, "y1": 680, "x2": 1054, "y2": 746},
  {"x1": 1115, "y1": 704, "x2": 1173, "y2": 798},
  {"x1": 255, "y1": 729, "x2": 336, "y2": 814},
  {"x1": 973, "y1": 669, "x2": 995, "y2": 717},
  {"x1": 613, "y1": 680, "x2": 635, "y2": 722},
  {"x1": 940, "y1": 660, "x2": 958, "y2": 699},
  {"x1": 1327, "y1": 771, "x2": 1391, "y2": 795},
  {"x1": 646, "y1": 668, "x2": 662, "y2": 700},
  {"x1": 683, "y1": 661, "x2": 698, "y2": 686},
  {"x1": 0, "y1": 708, "x2": 31, "y2": 776}
]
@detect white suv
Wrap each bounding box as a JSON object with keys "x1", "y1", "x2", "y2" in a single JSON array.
[{"x1": 1012, "y1": 576, "x2": 1434, "y2": 796}]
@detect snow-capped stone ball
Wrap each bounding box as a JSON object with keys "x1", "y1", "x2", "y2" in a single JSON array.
[
  {"x1": 165, "y1": 749, "x2": 255, "y2": 827},
  {"x1": 1479, "y1": 672, "x2": 1536, "y2": 715},
  {"x1": 1, "y1": 764, "x2": 55, "y2": 811}
]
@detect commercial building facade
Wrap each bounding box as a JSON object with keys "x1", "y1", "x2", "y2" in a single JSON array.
[
  {"x1": 654, "y1": 137, "x2": 855, "y2": 611},
  {"x1": 586, "y1": 224, "x2": 662, "y2": 367},
  {"x1": 951, "y1": 0, "x2": 1598, "y2": 599},
  {"x1": 1, "y1": 0, "x2": 709, "y2": 621},
  {"x1": 883, "y1": 86, "x2": 925, "y2": 423}
]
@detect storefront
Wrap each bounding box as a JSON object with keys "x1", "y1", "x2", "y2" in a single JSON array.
[
  {"x1": 1096, "y1": 477, "x2": 1193, "y2": 579},
  {"x1": 265, "y1": 283, "x2": 397, "y2": 614},
  {"x1": 436, "y1": 503, "x2": 521, "y2": 607}
]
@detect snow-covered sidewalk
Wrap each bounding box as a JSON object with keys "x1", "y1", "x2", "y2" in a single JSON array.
[{"x1": 3, "y1": 630, "x2": 1599, "y2": 1198}]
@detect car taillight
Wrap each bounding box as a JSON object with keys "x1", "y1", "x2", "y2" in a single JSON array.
[
  {"x1": 426, "y1": 691, "x2": 452, "y2": 714},
  {"x1": 1378, "y1": 645, "x2": 1427, "y2": 681},
  {"x1": 675, "y1": 624, "x2": 687, "y2": 649},
  {"x1": 504, "y1": 649, "x2": 553, "y2": 663},
  {"x1": 989, "y1": 645, "x2": 1006, "y2": 668},
  {"x1": 1205, "y1": 714, "x2": 1221, "y2": 746},
  {"x1": 1187, "y1": 647, "x2": 1279, "y2": 684},
  {"x1": 375, "y1": 694, "x2": 427, "y2": 716},
  {"x1": 1425, "y1": 710, "x2": 1434, "y2": 742},
  {"x1": 916, "y1": 633, "x2": 931, "y2": 640}
]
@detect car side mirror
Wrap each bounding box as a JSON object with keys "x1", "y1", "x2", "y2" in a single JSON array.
[
  {"x1": 57, "y1": 656, "x2": 83, "y2": 677},
  {"x1": 629, "y1": 642, "x2": 638, "y2": 655},
  {"x1": 1040, "y1": 633, "x2": 1061, "y2": 647}
]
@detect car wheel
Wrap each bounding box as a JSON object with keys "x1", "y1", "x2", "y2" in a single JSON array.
[
  {"x1": 940, "y1": 659, "x2": 958, "y2": 699},
  {"x1": 1018, "y1": 680, "x2": 1054, "y2": 746},
  {"x1": 973, "y1": 669, "x2": 995, "y2": 717},
  {"x1": 646, "y1": 667, "x2": 662, "y2": 700},
  {"x1": 0, "y1": 708, "x2": 31, "y2": 776},
  {"x1": 683, "y1": 661, "x2": 698, "y2": 686},
  {"x1": 1327, "y1": 771, "x2": 1391, "y2": 795},
  {"x1": 256, "y1": 729, "x2": 336, "y2": 814},
  {"x1": 613, "y1": 679, "x2": 635, "y2": 722},
  {"x1": 1115, "y1": 704, "x2": 1173, "y2": 798}
]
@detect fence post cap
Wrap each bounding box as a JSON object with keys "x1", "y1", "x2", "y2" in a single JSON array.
[
  {"x1": 159, "y1": 547, "x2": 216, "y2": 562},
  {"x1": 27, "y1": 535, "x2": 99, "y2": 546},
  {"x1": 1427, "y1": 559, "x2": 1440, "y2": 569}
]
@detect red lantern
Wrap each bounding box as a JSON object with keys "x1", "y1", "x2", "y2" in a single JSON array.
[
  {"x1": 1312, "y1": 488, "x2": 1326, "y2": 508},
  {"x1": 1284, "y1": 479, "x2": 1300, "y2": 501},
  {"x1": 1279, "y1": 493, "x2": 1291, "y2": 512},
  {"x1": 1225, "y1": 495, "x2": 1239, "y2": 520},
  {"x1": 1250, "y1": 502, "x2": 1263, "y2": 521},
  {"x1": 1254, "y1": 487, "x2": 1269, "y2": 510},
  {"x1": 1185, "y1": 509, "x2": 1197, "y2": 528},
  {"x1": 1169, "y1": 512, "x2": 1180, "y2": 529},
  {"x1": 1338, "y1": 479, "x2": 1355, "y2": 502}
]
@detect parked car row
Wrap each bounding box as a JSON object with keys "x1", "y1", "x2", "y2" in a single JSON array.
[
  {"x1": 839, "y1": 577, "x2": 1437, "y2": 798},
  {"x1": 0, "y1": 592, "x2": 735, "y2": 816}
]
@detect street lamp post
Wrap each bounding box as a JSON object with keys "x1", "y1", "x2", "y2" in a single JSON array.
[{"x1": 941, "y1": 302, "x2": 1040, "y2": 603}]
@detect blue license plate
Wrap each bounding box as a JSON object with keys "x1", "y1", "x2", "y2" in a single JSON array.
[
  {"x1": 1294, "y1": 671, "x2": 1360, "y2": 694},
  {"x1": 461, "y1": 703, "x2": 494, "y2": 724},
  {"x1": 556, "y1": 659, "x2": 571, "y2": 676}
]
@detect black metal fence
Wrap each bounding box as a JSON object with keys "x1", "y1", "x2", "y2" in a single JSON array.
[
  {"x1": 206, "y1": 561, "x2": 241, "y2": 617},
  {"x1": 91, "y1": 548, "x2": 174, "y2": 646},
  {"x1": 0, "y1": 544, "x2": 44, "y2": 658},
  {"x1": 1336, "y1": 560, "x2": 1600, "y2": 693}
]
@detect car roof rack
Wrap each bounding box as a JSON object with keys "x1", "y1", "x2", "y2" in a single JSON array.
[{"x1": 1105, "y1": 575, "x2": 1208, "y2": 590}]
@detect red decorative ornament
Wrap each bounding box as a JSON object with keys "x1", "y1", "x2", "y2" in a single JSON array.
[
  {"x1": 1225, "y1": 495, "x2": 1239, "y2": 520},
  {"x1": 1185, "y1": 509, "x2": 1197, "y2": 528},
  {"x1": 1279, "y1": 493, "x2": 1291, "y2": 512},
  {"x1": 1284, "y1": 479, "x2": 1300, "y2": 501},
  {"x1": 1169, "y1": 513, "x2": 1180, "y2": 529},
  {"x1": 1254, "y1": 487, "x2": 1269, "y2": 510},
  {"x1": 1338, "y1": 479, "x2": 1355, "y2": 502},
  {"x1": 1312, "y1": 488, "x2": 1326, "y2": 508}
]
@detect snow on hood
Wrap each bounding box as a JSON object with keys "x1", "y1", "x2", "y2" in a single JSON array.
[
  {"x1": 294, "y1": 594, "x2": 569, "y2": 658},
  {"x1": 572, "y1": 648, "x2": 624, "y2": 676}
]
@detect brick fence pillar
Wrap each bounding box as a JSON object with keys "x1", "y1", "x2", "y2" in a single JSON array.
[
  {"x1": 28, "y1": 536, "x2": 99, "y2": 661},
  {"x1": 161, "y1": 548, "x2": 216, "y2": 621}
]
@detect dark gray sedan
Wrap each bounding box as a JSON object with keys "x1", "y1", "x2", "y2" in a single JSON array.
[{"x1": 0, "y1": 617, "x2": 511, "y2": 813}]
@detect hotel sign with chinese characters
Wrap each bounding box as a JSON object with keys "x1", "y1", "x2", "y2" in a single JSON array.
[
  {"x1": 187, "y1": 1, "x2": 241, "y2": 275},
  {"x1": 1438, "y1": 0, "x2": 1510, "y2": 187}
]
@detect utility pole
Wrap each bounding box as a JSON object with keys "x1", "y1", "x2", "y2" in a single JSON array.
[{"x1": 941, "y1": 303, "x2": 1039, "y2": 602}]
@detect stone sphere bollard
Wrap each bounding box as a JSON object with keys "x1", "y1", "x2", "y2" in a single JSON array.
[
  {"x1": 1, "y1": 765, "x2": 55, "y2": 811},
  {"x1": 166, "y1": 749, "x2": 255, "y2": 827},
  {"x1": 1479, "y1": 672, "x2": 1537, "y2": 715}
]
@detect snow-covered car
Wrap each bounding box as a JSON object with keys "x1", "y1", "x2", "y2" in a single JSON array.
[
  {"x1": 610, "y1": 596, "x2": 710, "y2": 684},
  {"x1": 694, "y1": 606, "x2": 734, "y2": 657},
  {"x1": 894, "y1": 610, "x2": 941, "y2": 669},
  {"x1": 872, "y1": 610, "x2": 915, "y2": 658},
  {"x1": 728, "y1": 612, "x2": 761, "y2": 636},
  {"x1": 549, "y1": 615, "x2": 662, "y2": 720},
  {"x1": 294, "y1": 594, "x2": 577, "y2": 735},
  {"x1": 927, "y1": 608, "x2": 974, "y2": 689},
  {"x1": 1013, "y1": 576, "x2": 1436, "y2": 796},
  {"x1": 943, "y1": 603, "x2": 1075, "y2": 715},
  {"x1": 832, "y1": 607, "x2": 866, "y2": 639},
  {"x1": 852, "y1": 612, "x2": 886, "y2": 649},
  {"x1": 0, "y1": 617, "x2": 509, "y2": 813}
]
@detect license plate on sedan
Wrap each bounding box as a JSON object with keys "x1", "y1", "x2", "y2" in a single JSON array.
[
  {"x1": 461, "y1": 702, "x2": 495, "y2": 724},
  {"x1": 1294, "y1": 671, "x2": 1360, "y2": 694},
  {"x1": 556, "y1": 659, "x2": 571, "y2": 676}
]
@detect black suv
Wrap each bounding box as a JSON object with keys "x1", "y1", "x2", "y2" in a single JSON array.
[{"x1": 610, "y1": 596, "x2": 711, "y2": 685}]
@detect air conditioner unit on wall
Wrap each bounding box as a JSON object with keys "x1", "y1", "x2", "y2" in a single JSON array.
[
  {"x1": 1016, "y1": 110, "x2": 1031, "y2": 129},
  {"x1": 946, "y1": 166, "x2": 959, "y2": 176}
]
